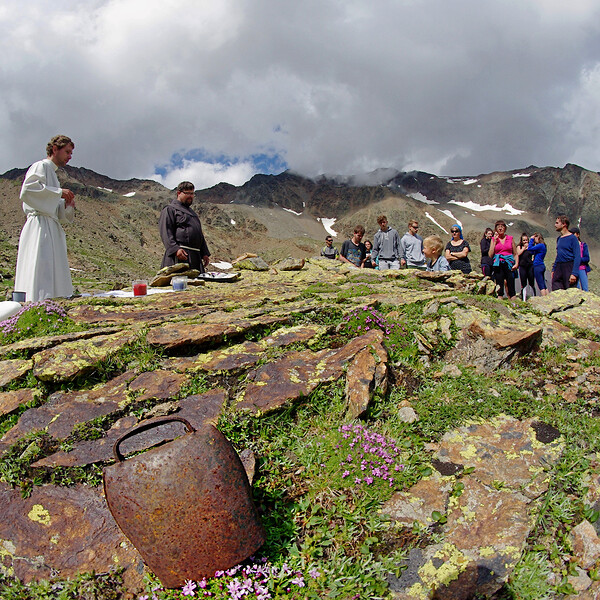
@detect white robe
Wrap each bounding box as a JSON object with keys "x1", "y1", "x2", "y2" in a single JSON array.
[{"x1": 14, "y1": 158, "x2": 74, "y2": 302}]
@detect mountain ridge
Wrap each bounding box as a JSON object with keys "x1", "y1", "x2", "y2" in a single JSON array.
[{"x1": 1, "y1": 163, "x2": 599, "y2": 294}]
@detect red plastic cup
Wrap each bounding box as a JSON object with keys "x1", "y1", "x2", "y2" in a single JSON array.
[{"x1": 133, "y1": 280, "x2": 147, "y2": 296}]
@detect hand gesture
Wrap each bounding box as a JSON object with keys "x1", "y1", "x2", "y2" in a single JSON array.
[{"x1": 62, "y1": 188, "x2": 75, "y2": 207}]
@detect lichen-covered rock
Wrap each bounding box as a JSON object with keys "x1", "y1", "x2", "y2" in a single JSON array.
[
  {"x1": 0, "y1": 359, "x2": 33, "y2": 388},
  {"x1": 0, "y1": 481, "x2": 145, "y2": 590},
  {"x1": 345, "y1": 340, "x2": 388, "y2": 419},
  {"x1": 275, "y1": 257, "x2": 305, "y2": 271},
  {"x1": 32, "y1": 330, "x2": 138, "y2": 382},
  {"x1": 446, "y1": 306, "x2": 542, "y2": 371},
  {"x1": 233, "y1": 257, "x2": 270, "y2": 271},
  {"x1": 0, "y1": 372, "x2": 136, "y2": 452},
  {"x1": 236, "y1": 330, "x2": 385, "y2": 414},
  {"x1": 384, "y1": 415, "x2": 564, "y2": 599}
]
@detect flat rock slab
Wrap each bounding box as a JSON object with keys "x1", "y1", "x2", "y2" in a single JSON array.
[
  {"x1": 31, "y1": 390, "x2": 227, "y2": 469},
  {"x1": 0, "y1": 327, "x2": 122, "y2": 359},
  {"x1": 259, "y1": 324, "x2": 327, "y2": 348},
  {"x1": 0, "y1": 481, "x2": 144, "y2": 590},
  {"x1": 68, "y1": 302, "x2": 214, "y2": 325},
  {"x1": 382, "y1": 473, "x2": 455, "y2": 528},
  {"x1": 446, "y1": 306, "x2": 542, "y2": 371},
  {"x1": 0, "y1": 359, "x2": 33, "y2": 388},
  {"x1": 0, "y1": 372, "x2": 136, "y2": 452},
  {"x1": 383, "y1": 415, "x2": 564, "y2": 599},
  {"x1": 0, "y1": 388, "x2": 40, "y2": 418},
  {"x1": 530, "y1": 289, "x2": 600, "y2": 333},
  {"x1": 436, "y1": 415, "x2": 563, "y2": 499},
  {"x1": 192, "y1": 325, "x2": 328, "y2": 373},
  {"x1": 236, "y1": 330, "x2": 384, "y2": 414},
  {"x1": 529, "y1": 288, "x2": 587, "y2": 315},
  {"x1": 146, "y1": 314, "x2": 292, "y2": 350},
  {"x1": 193, "y1": 341, "x2": 265, "y2": 372},
  {"x1": 31, "y1": 415, "x2": 138, "y2": 468},
  {"x1": 32, "y1": 329, "x2": 139, "y2": 382},
  {"x1": 128, "y1": 370, "x2": 187, "y2": 401}
]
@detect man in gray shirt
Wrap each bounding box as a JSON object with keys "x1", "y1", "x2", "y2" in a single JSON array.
[
  {"x1": 371, "y1": 215, "x2": 401, "y2": 269},
  {"x1": 400, "y1": 220, "x2": 426, "y2": 269}
]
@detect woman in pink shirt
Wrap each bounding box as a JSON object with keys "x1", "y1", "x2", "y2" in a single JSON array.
[{"x1": 488, "y1": 220, "x2": 519, "y2": 299}]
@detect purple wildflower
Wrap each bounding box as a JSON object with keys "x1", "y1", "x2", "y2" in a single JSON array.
[{"x1": 182, "y1": 580, "x2": 197, "y2": 596}]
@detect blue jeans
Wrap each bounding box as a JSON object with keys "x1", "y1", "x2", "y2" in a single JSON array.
[
  {"x1": 533, "y1": 264, "x2": 547, "y2": 291},
  {"x1": 578, "y1": 269, "x2": 589, "y2": 291}
]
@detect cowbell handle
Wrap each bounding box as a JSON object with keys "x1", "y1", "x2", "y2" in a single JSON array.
[{"x1": 112, "y1": 416, "x2": 195, "y2": 463}]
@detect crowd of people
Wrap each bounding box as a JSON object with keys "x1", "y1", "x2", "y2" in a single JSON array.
[
  {"x1": 321, "y1": 215, "x2": 592, "y2": 300},
  {"x1": 10, "y1": 135, "x2": 593, "y2": 303}
]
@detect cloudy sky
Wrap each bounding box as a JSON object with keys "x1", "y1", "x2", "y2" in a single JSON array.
[{"x1": 2, "y1": 0, "x2": 600, "y2": 189}]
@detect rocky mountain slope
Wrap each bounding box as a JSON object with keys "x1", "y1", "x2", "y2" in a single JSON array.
[{"x1": 1, "y1": 163, "x2": 599, "y2": 294}]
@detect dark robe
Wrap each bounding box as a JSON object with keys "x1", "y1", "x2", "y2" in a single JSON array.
[{"x1": 159, "y1": 199, "x2": 210, "y2": 272}]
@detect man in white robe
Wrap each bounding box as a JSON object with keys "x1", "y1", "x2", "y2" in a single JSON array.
[{"x1": 14, "y1": 135, "x2": 76, "y2": 302}]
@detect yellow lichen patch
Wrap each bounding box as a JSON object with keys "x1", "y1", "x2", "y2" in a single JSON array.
[
  {"x1": 500, "y1": 545, "x2": 523, "y2": 559},
  {"x1": 28, "y1": 504, "x2": 51, "y2": 526},
  {"x1": 1, "y1": 539, "x2": 17, "y2": 574},
  {"x1": 528, "y1": 465, "x2": 544, "y2": 477},
  {"x1": 459, "y1": 506, "x2": 477, "y2": 522},
  {"x1": 0, "y1": 540, "x2": 17, "y2": 577},
  {"x1": 314, "y1": 359, "x2": 329, "y2": 375},
  {"x1": 118, "y1": 395, "x2": 133, "y2": 409},
  {"x1": 419, "y1": 543, "x2": 468, "y2": 588},
  {"x1": 289, "y1": 370, "x2": 302, "y2": 384},
  {"x1": 479, "y1": 546, "x2": 496, "y2": 557},
  {"x1": 254, "y1": 381, "x2": 267, "y2": 387},
  {"x1": 406, "y1": 582, "x2": 429, "y2": 599},
  {"x1": 505, "y1": 451, "x2": 520, "y2": 460},
  {"x1": 50, "y1": 534, "x2": 60, "y2": 545},
  {"x1": 488, "y1": 414, "x2": 512, "y2": 427},
  {"x1": 460, "y1": 444, "x2": 478, "y2": 460},
  {"x1": 445, "y1": 432, "x2": 465, "y2": 444}
]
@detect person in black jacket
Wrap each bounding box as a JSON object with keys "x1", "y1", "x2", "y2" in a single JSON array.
[
  {"x1": 159, "y1": 181, "x2": 210, "y2": 272},
  {"x1": 480, "y1": 228, "x2": 494, "y2": 276},
  {"x1": 516, "y1": 233, "x2": 536, "y2": 299}
]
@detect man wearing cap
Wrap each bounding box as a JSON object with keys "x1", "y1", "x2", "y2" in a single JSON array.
[
  {"x1": 14, "y1": 135, "x2": 76, "y2": 301},
  {"x1": 159, "y1": 181, "x2": 210, "y2": 272}
]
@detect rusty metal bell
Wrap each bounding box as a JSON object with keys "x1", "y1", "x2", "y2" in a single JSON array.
[{"x1": 103, "y1": 416, "x2": 265, "y2": 588}]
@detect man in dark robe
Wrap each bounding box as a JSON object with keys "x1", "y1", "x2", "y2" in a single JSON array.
[{"x1": 159, "y1": 181, "x2": 210, "y2": 272}]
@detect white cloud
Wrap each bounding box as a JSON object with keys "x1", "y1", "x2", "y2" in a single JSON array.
[
  {"x1": 150, "y1": 160, "x2": 255, "y2": 190},
  {"x1": 1, "y1": 0, "x2": 600, "y2": 183}
]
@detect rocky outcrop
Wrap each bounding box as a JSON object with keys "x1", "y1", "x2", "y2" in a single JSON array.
[
  {"x1": 383, "y1": 416, "x2": 563, "y2": 599},
  {"x1": 0, "y1": 263, "x2": 599, "y2": 596}
]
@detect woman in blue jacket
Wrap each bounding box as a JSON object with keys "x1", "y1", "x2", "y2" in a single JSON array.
[
  {"x1": 528, "y1": 233, "x2": 549, "y2": 296},
  {"x1": 570, "y1": 227, "x2": 591, "y2": 291}
]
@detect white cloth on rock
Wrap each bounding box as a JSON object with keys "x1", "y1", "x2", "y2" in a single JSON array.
[{"x1": 14, "y1": 158, "x2": 74, "y2": 302}]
